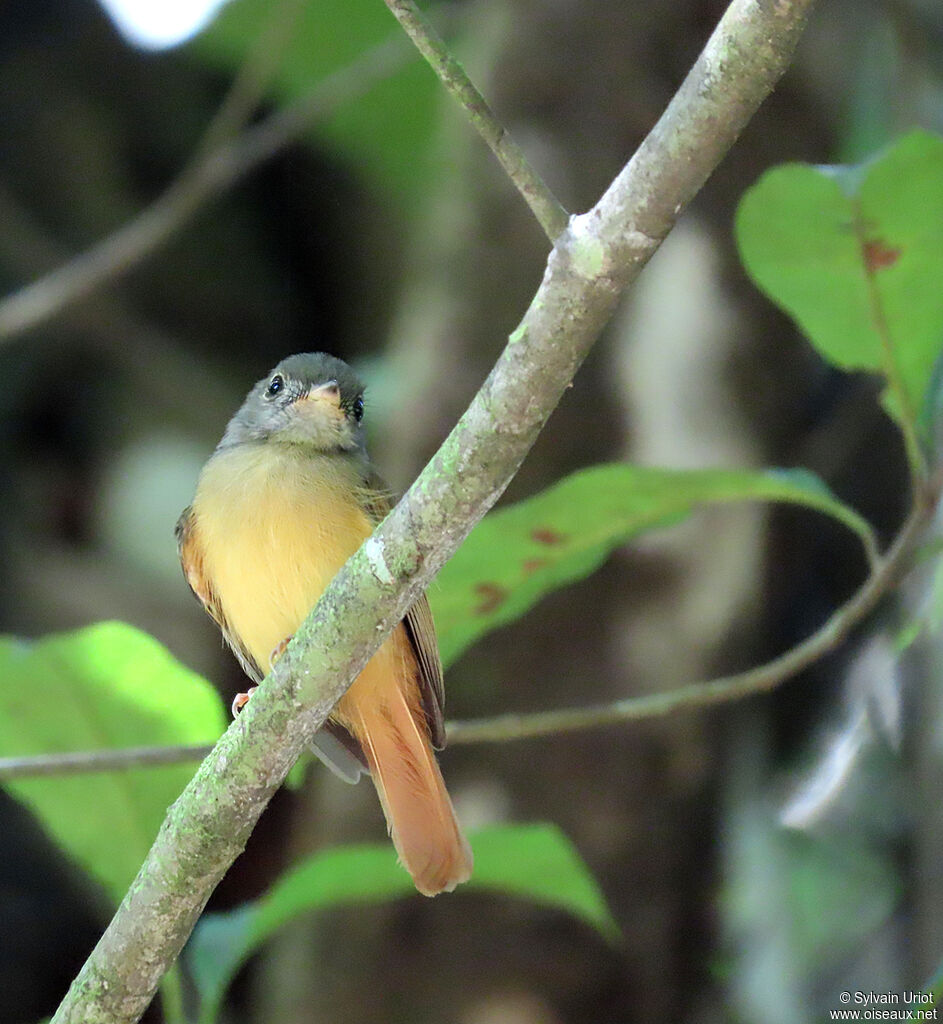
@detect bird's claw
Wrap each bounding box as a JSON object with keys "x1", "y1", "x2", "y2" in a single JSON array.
[
  {"x1": 231, "y1": 635, "x2": 291, "y2": 717},
  {"x1": 269, "y1": 635, "x2": 293, "y2": 670},
  {"x1": 231, "y1": 686, "x2": 258, "y2": 718}
]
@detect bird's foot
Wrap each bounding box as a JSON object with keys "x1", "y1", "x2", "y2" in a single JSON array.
[
  {"x1": 231, "y1": 636, "x2": 292, "y2": 718},
  {"x1": 231, "y1": 686, "x2": 258, "y2": 718},
  {"x1": 269, "y1": 635, "x2": 293, "y2": 670}
]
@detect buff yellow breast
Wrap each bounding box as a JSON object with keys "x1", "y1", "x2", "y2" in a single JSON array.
[
  {"x1": 193, "y1": 442, "x2": 378, "y2": 678},
  {"x1": 192, "y1": 435, "x2": 471, "y2": 896}
]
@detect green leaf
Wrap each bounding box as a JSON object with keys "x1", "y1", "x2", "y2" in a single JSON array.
[
  {"x1": 430, "y1": 463, "x2": 875, "y2": 668},
  {"x1": 0, "y1": 622, "x2": 226, "y2": 905},
  {"x1": 192, "y1": 0, "x2": 438, "y2": 205},
  {"x1": 735, "y1": 130, "x2": 943, "y2": 430},
  {"x1": 188, "y1": 822, "x2": 616, "y2": 1024}
]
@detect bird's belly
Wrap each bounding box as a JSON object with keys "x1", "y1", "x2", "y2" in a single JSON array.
[{"x1": 194, "y1": 445, "x2": 375, "y2": 674}]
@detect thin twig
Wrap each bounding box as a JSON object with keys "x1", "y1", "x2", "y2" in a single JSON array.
[
  {"x1": 0, "y1": 30, "x2": 417, "y2": 343},
  {"x1": 51, "y1": 4, "x2": 817, "y2": 1021},
  {"x1": 0, "y1": 495, "x2": 925, "y2": 781},
  {"x1": 0, "y1": 745, "x2": 214, "y2": 780},
  {"x1": 192, "y1": 0, "x2": 307, "y2": 159},
  {"x1": 382, "y1": 0, "x2": 569, "y2": 241}
]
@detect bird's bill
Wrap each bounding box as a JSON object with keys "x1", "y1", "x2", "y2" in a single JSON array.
[{"x1": 294, "y1": 380, "x2": 343, "y2": 418}]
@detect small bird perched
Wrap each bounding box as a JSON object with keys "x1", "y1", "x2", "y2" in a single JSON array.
[{"x1": 176, "y1": 352, "x2": 472, "y2": 896}]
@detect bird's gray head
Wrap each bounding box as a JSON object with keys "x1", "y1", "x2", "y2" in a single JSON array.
[{"x1": 218, "y1": 352, "x2": 367, "y2": 455}]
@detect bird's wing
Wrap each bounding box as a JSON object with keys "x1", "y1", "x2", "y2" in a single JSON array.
[
  {"x1": 402, "y1": 594, "x2": 446, "y2": 749},
  {"x1": 360, "y1": 481, "x2": 447, "y2": 750},
  {"x1": 176, "y1": 505, "x2": 366, "y2": 783},
  {"x1": 176, "y1": 505, "x2": 264, "y2": 684}
]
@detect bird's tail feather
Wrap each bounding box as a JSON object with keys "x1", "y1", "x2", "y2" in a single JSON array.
[{"x1": 351, "y1": 690, "x2": 472, "y2": 897}]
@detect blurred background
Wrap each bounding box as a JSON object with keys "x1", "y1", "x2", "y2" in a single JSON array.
[{"x1": 1, "y1": 0, "x2": 943, "y2": 1021}]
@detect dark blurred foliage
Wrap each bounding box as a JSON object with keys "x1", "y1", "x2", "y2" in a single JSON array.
[{"x1": 1, "y1": 1, "x2": 943, "y2": 1022}]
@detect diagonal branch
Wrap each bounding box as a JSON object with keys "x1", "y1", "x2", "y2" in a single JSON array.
[{"x1": 51, "y1": 2, "x2": 816, "y2": 1021}]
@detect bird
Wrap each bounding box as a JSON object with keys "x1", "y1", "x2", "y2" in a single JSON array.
[{"x1": 176, "y1": 352, "x2": 472, "y2": 896}]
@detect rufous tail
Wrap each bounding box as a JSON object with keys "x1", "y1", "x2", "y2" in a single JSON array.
[{"x1": 350, "y1": 689, "x2": 473, "y2": 897}]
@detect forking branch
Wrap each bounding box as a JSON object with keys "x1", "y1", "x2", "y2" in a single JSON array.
[{"x1": 51, "y1": 2, "x2": 817, "y2": 1021}]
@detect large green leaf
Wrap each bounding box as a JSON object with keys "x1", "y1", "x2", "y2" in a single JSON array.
[
  {"x1": 0, "y1": 622, "x2": 226, "y2": 904},
  {"x1": 430, "y1": 463, "x2": 875, "y2": 668},
  {"x1": 188, "y1": 822, "x2": 616, "y2": 1024},
  {"x1": 191, "y1": 0, "x2": 439, "y2": 204},
  {"x1": 735, "y1": 130, "x2": 943, "y2": 428}
]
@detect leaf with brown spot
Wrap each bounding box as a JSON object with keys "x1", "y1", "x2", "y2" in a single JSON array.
[
  {"x1": 862, "y1": 238, "x2": 901, "y2": 272},
  {"x1": 736, "y1": 130, "x2": 943, "y2": 429},
  {"x1": 474, "y1": 582, "x2": 508, "y2": 615},
  {"x1": 430, "y1": 464, "x2": 875, "y2": 668},
  {"x1": 522, "y1": 558, "x2": 549, "y2": 575},
  {"x1": 531, "y1": 527, "x2": 566, "y2": 545}
]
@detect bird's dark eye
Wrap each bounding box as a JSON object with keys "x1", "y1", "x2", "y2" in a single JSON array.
[
  {"x1": 352, "y1": 396, "x2": 364, "y2": 422},
  {"x1": 266, "y1": 374, "x2": 284, "y2": 398}
]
